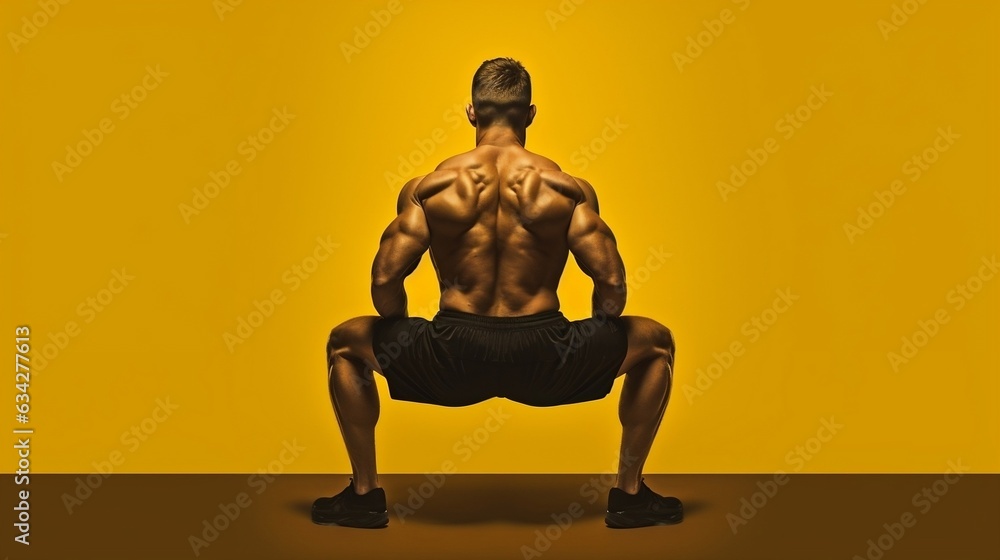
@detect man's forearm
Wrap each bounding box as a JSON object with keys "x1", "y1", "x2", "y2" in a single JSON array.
[
  {"x1": 592, "y1": 282, "x2": 626, "y2": 317},
  {"x1": 372, "y1": 279, "x2": 408, "y2": 318}
]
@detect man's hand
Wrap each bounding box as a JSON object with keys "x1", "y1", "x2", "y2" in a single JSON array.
[{"x1": 371, "y1": 176, "x2": 430, "y2": 318}]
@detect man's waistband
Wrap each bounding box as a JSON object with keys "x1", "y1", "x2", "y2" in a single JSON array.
[{"x1": 433, "y1": 309, "x2": 565, "y2": 329}]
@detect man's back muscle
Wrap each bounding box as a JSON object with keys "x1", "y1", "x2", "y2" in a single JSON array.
[{"x1": 415, "y1": 145, "x2": 586, "y2": 316}]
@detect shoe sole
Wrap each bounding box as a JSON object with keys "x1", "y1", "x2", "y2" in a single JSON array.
[
  {"x1": 605, "y1": 511, "x2": 683, "y2": 528},
  {"x1": 311, "y1": 511, "x2": 389, "y2": 528}
]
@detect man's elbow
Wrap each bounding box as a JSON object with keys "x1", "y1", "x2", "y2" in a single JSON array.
[
  {"x1": 599, "y1": 273, "x2": 627, "y2": 295},
  {"x1": 371, "y1": 270, "x2": 403, "y2": 290},
  {"x1": 595, "y1": 276, "x2": 626, "y2": 315}
]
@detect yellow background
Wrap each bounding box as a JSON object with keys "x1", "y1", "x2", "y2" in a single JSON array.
[{"x1": 1, "y1": 0, "x2": 997, "y2": 474}]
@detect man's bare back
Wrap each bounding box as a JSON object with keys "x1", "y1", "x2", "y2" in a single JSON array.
[{"x1": 372, "y1": 141, "x2": 625, "y2": 319}]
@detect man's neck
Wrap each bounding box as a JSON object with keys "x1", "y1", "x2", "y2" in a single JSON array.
[{"x1": 475, "y1": 125, "x2": 526, "y2": 148}]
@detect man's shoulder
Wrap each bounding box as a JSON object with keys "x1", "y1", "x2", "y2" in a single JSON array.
[
  {"x1": 397, "y1": 171, "x2": 455, "y2": 208},
  {"x1": 404, "y1": 149, "x2": 492, "y2": 199},
  {"x1": 536, "y1": 168, "x2": 599, "y2": 207},
  {"x1": 569, "y1": 176, "x2": 598, "y2": 205},
  {"x1": 500, "y1": 150, "x2": 581, "y2": 200}
]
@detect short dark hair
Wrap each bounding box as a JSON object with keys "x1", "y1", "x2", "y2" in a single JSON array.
[{"x1": 471, "y1": 58, "x2": 531, "y2": 125}]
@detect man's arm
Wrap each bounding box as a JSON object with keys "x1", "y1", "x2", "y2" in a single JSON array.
[
  {"x1": 371, "y1": 176, "x2": 430, "y2": 318},
  {"x1": 567, "y1": 179, "x2": 626, "y2": 317}
]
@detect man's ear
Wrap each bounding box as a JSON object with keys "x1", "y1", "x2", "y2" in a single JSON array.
[
  {"x1": 466, "y1": 103, "x2": 477, "y2": 127},
  {"x1": 526, "y1": 104, "x2": 537, "y2": 127}
]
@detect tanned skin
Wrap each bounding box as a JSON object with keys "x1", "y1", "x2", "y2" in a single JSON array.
[{"x1": 327, "y1": 103, "x2": 675, "y2": 499}]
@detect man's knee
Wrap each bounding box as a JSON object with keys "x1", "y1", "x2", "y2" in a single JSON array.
[
  {"x1": 623, "y1": 316, "x2": 675, "y2": 371},
  {"x1": 327, "y1": 320, "x2": 358, "y2": 361},
  {"x1": 327, "y1": 325, "x2": 343, "y2": 355},
  {"x1": 651, "y1": 323, "x2": 675, "y2": 361},
  {"x1": 327, "y1": 316, "x2": 380, "y2": 368}
]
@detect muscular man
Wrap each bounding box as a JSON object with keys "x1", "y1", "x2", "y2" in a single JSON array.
[{"x1": 313, "y1": 58, "x2": 679, "y2": 529}]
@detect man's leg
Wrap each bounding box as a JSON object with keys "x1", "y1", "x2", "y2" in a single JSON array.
[
  {"x1": 326, "y1": 316, "x2": 383, "y2": 494},
  {"x1": 614, "y1": 316, "x2": 675, "y2": 494}
]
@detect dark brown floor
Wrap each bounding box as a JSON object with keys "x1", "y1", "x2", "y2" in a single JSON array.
[{"x1": 4, "y1": 474, "x2": 998, "y2": 559}]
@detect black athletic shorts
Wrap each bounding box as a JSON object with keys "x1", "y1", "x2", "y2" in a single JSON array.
[{"x1": 371, "y1": 309, "x2": 629, "y2": 407}]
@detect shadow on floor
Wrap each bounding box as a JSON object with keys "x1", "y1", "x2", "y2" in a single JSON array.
[{"x1": 290, "y1": 475, "x2": 707, "y2": 526}]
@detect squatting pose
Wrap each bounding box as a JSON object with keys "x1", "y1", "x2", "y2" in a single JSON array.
[{"x1": 314, "y1": 58, "x2": 680, "y2": 529}]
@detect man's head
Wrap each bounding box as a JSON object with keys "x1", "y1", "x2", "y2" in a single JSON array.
[{"x1": 468, "y1": 58, "x2": 536, "y2": 131}]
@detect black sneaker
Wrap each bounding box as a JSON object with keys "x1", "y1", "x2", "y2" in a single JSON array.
[
  {"x1": 311, "y1": 478, "x2": 389, "y2": 528},
  {"x1": 605, "y1": 478, "x2": 683, "y2": 528}
]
